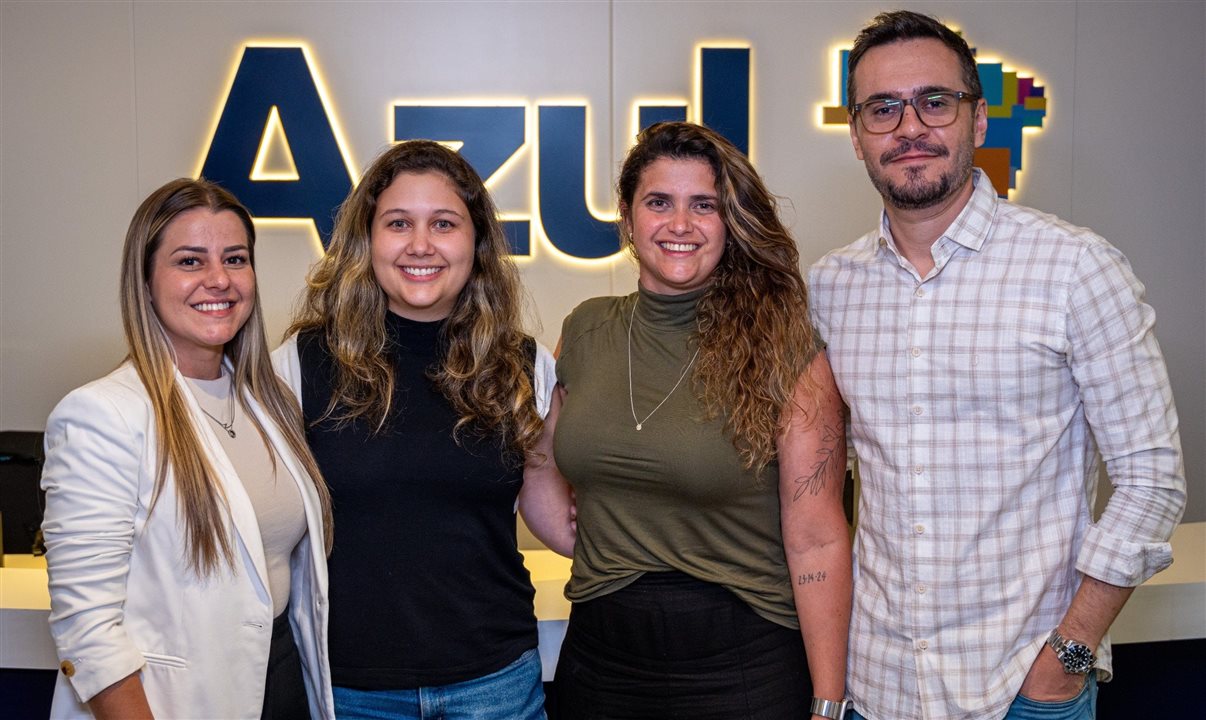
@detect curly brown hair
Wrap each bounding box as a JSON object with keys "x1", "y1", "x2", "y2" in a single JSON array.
[
  {"x1": 287, "y1": 141, "x2": 541, "y2": 461},
  {"x1": 617, "y1": 122, "x2": 818, "y2": 474}
]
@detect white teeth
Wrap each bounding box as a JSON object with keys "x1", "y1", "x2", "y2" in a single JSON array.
[
  {"x1": 194, "y1": 302, "x2": 231, "y2": 312},
  {"x1": 659, "y1": 242, "x2": 699, "y2": 252},
  {"x1": 403, "y1": 267, "x2": 441, "y2": 277}
]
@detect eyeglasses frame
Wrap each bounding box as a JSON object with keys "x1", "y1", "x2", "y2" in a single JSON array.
[{"x1": 851, "y1": 91, "x2": 981, "y2": 134}]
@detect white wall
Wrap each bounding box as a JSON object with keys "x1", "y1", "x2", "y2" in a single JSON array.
[{"x1": 2, "y1": 0, "x2": 1202, "y2": 521}]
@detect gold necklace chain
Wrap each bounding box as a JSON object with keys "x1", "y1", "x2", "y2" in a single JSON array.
[
  {"x1": 626, "y1": 297, "x2": 699, "y2": 431},
  {"x1": 196, "y1": 376, "x2": 236, "y2": 439}
]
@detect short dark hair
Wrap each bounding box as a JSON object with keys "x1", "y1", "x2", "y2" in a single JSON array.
[{"x1": 846, "y1": 10, "x2": 982, "y2": 109}]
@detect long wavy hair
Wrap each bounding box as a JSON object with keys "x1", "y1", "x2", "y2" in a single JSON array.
[
  {"x1": 120, "y1": 178, "x2": 333, "y2": 575},
  {"x1": 287, "y1": 141, "x2": 541, "y2": 461},
  {"x1": 618, "y1": 122, "x2": 818, "y2": 474}
]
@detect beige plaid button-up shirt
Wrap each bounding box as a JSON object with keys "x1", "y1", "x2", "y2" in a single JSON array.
[{"x1": 809, "y1": 171, "x2": 1185, "y2": 720}]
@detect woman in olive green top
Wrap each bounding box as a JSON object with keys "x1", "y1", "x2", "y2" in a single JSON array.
[{"x1": 545, "y1": 122, "x2": 852, "y2": 719}]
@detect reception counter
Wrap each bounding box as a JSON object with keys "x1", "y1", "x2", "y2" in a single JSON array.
[
  {"x1": 0, "y1": 549, "x2": 575, "y2": 680},
  {"x1": 3, "y1": 524, "x2": 1203, "y2": 680}
]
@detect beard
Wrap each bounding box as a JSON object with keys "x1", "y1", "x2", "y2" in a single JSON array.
[{"x1": 866, "y1": 137, "x2": 976, "y2": 210}]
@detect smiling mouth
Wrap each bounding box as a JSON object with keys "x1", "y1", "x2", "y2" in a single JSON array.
[
  {"x1": 658, "y1": 241, "x2": 700, "y2": 253},
  {"x1": 402, "y1": 266, "x2": 443, "y2": 278},
  {"x1": 193, "y1": 301, "x2": 233, "y2": 312}
]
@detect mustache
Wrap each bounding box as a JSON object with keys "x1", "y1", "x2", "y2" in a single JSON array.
[{"x1": 880, "y1": 140, "x2": 949, "y2": 164}]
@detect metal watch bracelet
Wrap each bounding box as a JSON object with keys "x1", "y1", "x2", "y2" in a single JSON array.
[{"x1": 810, "y1": 696, "x2": 851, "y2": 719}]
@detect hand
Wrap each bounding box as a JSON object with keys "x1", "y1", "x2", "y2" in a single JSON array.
[{"x1": 1018, "y1": 646, "x2": 1086, "y2": 702}]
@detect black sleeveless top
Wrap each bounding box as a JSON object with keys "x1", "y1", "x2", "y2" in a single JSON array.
[{"x1": 297, "y1": 311, "x2": 537, "y2": 688}]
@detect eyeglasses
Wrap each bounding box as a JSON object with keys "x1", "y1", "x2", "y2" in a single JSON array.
[{"x1": 852, "y1": 91, "x2": 980, "y2": 134}]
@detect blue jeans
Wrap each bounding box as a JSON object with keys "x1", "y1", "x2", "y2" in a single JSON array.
[
  {"x1": 332, "y1": 648, "x2": 546, "y2": 720},
  {"x1": 848, "y1": 675, "x2": 1097, "y2": 720},
  {"x1": 1004, "y1": 674, "x2": 1098, "y2": 720}
]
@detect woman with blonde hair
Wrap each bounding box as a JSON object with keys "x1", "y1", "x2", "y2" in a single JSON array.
[
  {"x1": 41, "y1": 178, "x2": 334, "y2": 719},
  {"x1": 547, "y1": 122, "x2": 852, "y2": 718},
  {"x1": 273, "y1": 140, "x2": 573, "y2": 719}
]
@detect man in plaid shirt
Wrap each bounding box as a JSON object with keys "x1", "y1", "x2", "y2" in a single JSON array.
[{"x1": 808, "y1": 10, "x2": 1186, "y2": 720}]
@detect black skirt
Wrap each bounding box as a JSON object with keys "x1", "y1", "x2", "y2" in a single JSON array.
[
  {"x1": 261, "y1": 611, "x2": 308, "y2": 720},
  {"x1": 551, "y1": 571, "x2": 812, "y2": 719}
]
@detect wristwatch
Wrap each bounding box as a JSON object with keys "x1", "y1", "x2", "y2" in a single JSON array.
[
  {"x1": 810, "y1": 696, "x2": 851, "y2": 719},
  {"x1": 1046, "y1": 629, "x2": 1097, "y2": 675}
]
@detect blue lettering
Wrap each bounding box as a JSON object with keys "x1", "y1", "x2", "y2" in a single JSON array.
[
  {"x1": 199, "y1": 45, "x2": 752, "y2": 257},
  {"x1": 536, "y1": 105, "x2": 618, "y2": 259},
  {"x1": 200, "y1": 46, "x2": 351, "y2": 245},
  {"x1": 700, "y1": 48, "x2": 750, "y2": 155},
  {"x1": 394, "y1": 105, "x2": 529, "y2": 254}
]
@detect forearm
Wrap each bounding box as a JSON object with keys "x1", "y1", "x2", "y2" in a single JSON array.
[
  {"x1": 1058, "y1": 574, "x2": 1135, "y2": 650},
  {"x1": 87, "y1": 672, "x2": 154, "y2": 720},
  {"x1": 1021, "y1": 574, "x2": 1136, "y2": 700},
  {"x1": 517, "y1": 466, "x2": 575, "y2": 557},
  {"x1": 518, "y1": 385, "x2": 576, "y2": 557},
  {"x1": 776, "y1": 352, "x2": 851, "y2": 703},
  {"x1": 787, "y1": 524, "x2": 852, "y2": 701}
]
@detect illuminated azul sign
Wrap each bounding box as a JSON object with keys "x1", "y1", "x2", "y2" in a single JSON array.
[
  {"x1": 821, "y1": 41, "x2": 1047, "y2": 196},
  {"x1": 199, "y1": 44, "x2": 750, "y2": 259}
]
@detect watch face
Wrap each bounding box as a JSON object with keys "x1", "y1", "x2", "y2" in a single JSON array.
[{"x1": 1062, "y1": 642, "x2": 1095, "y2": 674}]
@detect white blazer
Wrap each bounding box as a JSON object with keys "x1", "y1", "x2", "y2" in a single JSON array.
[{"x1": 40, "y1": 362, "x2": 335, "y2": 719}]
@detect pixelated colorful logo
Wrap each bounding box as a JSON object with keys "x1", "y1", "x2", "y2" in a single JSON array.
[{"x1": 822, "y1": 45, "x2": 1047, "y2": 197}]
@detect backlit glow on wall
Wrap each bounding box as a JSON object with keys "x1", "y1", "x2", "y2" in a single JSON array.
[
  {"x1": 250, "y1": 106, "x2": 300, "y2": 181},
  {"x1": 819, "y1": 41, "x2": 1047, "y2": 196},
  {"x1": 197, "y1": 42, "x2": 358, "y2": 242},
  {"x1": 196, "y1": 41, "x2": 751, "y2": 262}
]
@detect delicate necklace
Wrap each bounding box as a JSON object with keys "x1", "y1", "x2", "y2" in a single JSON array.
[
  {"x1": 627, "y1": 297, "x2": 699, "y2": 431},
  {"x1": 197, "y1": 376, "x2": 236, "y2": 439}
]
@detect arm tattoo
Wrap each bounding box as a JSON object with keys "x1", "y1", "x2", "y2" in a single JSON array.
[
  {"x1": 797, "y1": 570, "x2": 829, "y2": 585},
  {"x1": 792, "y1": 421, "x2": 841, "y2": 502}
]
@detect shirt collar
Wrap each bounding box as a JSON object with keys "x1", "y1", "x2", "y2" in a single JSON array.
[{"x1": 875, "y1": 168, "x2": 1000, "y2": 262}]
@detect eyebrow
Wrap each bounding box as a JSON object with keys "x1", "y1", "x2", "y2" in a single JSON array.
[
  {"x1": 642, "y1": 191, "x2": 719, "y2": 202},
  {"x1": 170, "y1": 244, "x2": 248, "y2": 254},
  {"x1": 862, "y1": 84, "x2": 958, "y2": 102},
  {"x1": 378, "y1": 207, "x2": 466, "y2": 219}
]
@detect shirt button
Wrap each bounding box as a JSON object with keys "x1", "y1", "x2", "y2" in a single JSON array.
[
  {"x1": 912, "y1": 464, "x2": 924, "y2": 474},
  {"x1": 910, "y1": 347, "x2": 921, "y2": 358},
  {"x1": 918, "y1": 640, "x2": 929, "y2": 650},
  {"x1": 60, "y1": 660, "x2": 76, "y2": 677},
  {"x1": 914, "y1": 524, "x2": 926, "y2": 534},
  {"x1": 911, "y1": 405, "x2": 924, "y2": 416},
  {"x1": 917, "y1": 584, "x2": 927, "y2": 594},
  {"x1": 914, "y1": 287, "x2": 925, "y2": 298}
]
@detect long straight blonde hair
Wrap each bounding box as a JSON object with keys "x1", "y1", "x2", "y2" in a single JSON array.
[{"x1": 120, "y1": 178, "x2": 333, "y2": 575}]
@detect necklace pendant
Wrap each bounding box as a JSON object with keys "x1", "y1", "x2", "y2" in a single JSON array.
[
  {"x1": 635, "y1": 423, "x2": 642, "y2": 431},
  {"x1": 224, "y1": 426, "x2": 236, "y2": 439}
]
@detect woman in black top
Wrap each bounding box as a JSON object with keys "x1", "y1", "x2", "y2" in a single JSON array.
[{"x1": 273, "y1": 141, "x2": 574, "y2": 719}]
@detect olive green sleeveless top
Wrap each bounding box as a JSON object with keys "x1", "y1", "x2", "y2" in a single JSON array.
[{"x1": 554, "y1": 286, "x2": 816, "y2": 629}]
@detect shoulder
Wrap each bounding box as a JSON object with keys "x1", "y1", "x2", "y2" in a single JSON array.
[
  {"x1": 49, "y1": 364, "x2": 150, "y2": 428},
  {"x1": 271, "y1": 334, "x2": 302, "y2": 394},
  {"x1": 531, "y1": 339, "x2": 557, "y2": 418},
  {"x1": 272, "y1": 329, "x2": 334, "y2": 391},
  {"x1": 808, "y1": 231, "x2": 882, "y2": 331},
  {"x1": 43, "y1": 363, "x2": 151, "y2": 468},
  {"x1": 990, "y1": 200, "x2": 1130, "y2": 280},
  {"x1": 560, "y1": 295, "x2": 629, "y2": 348},
  {"x1": 992, "y1": 199, "x2": 1105, "y2": 250},
  {"x1": 808, "y1": 229, "x2": 882, "y2": 283}
]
